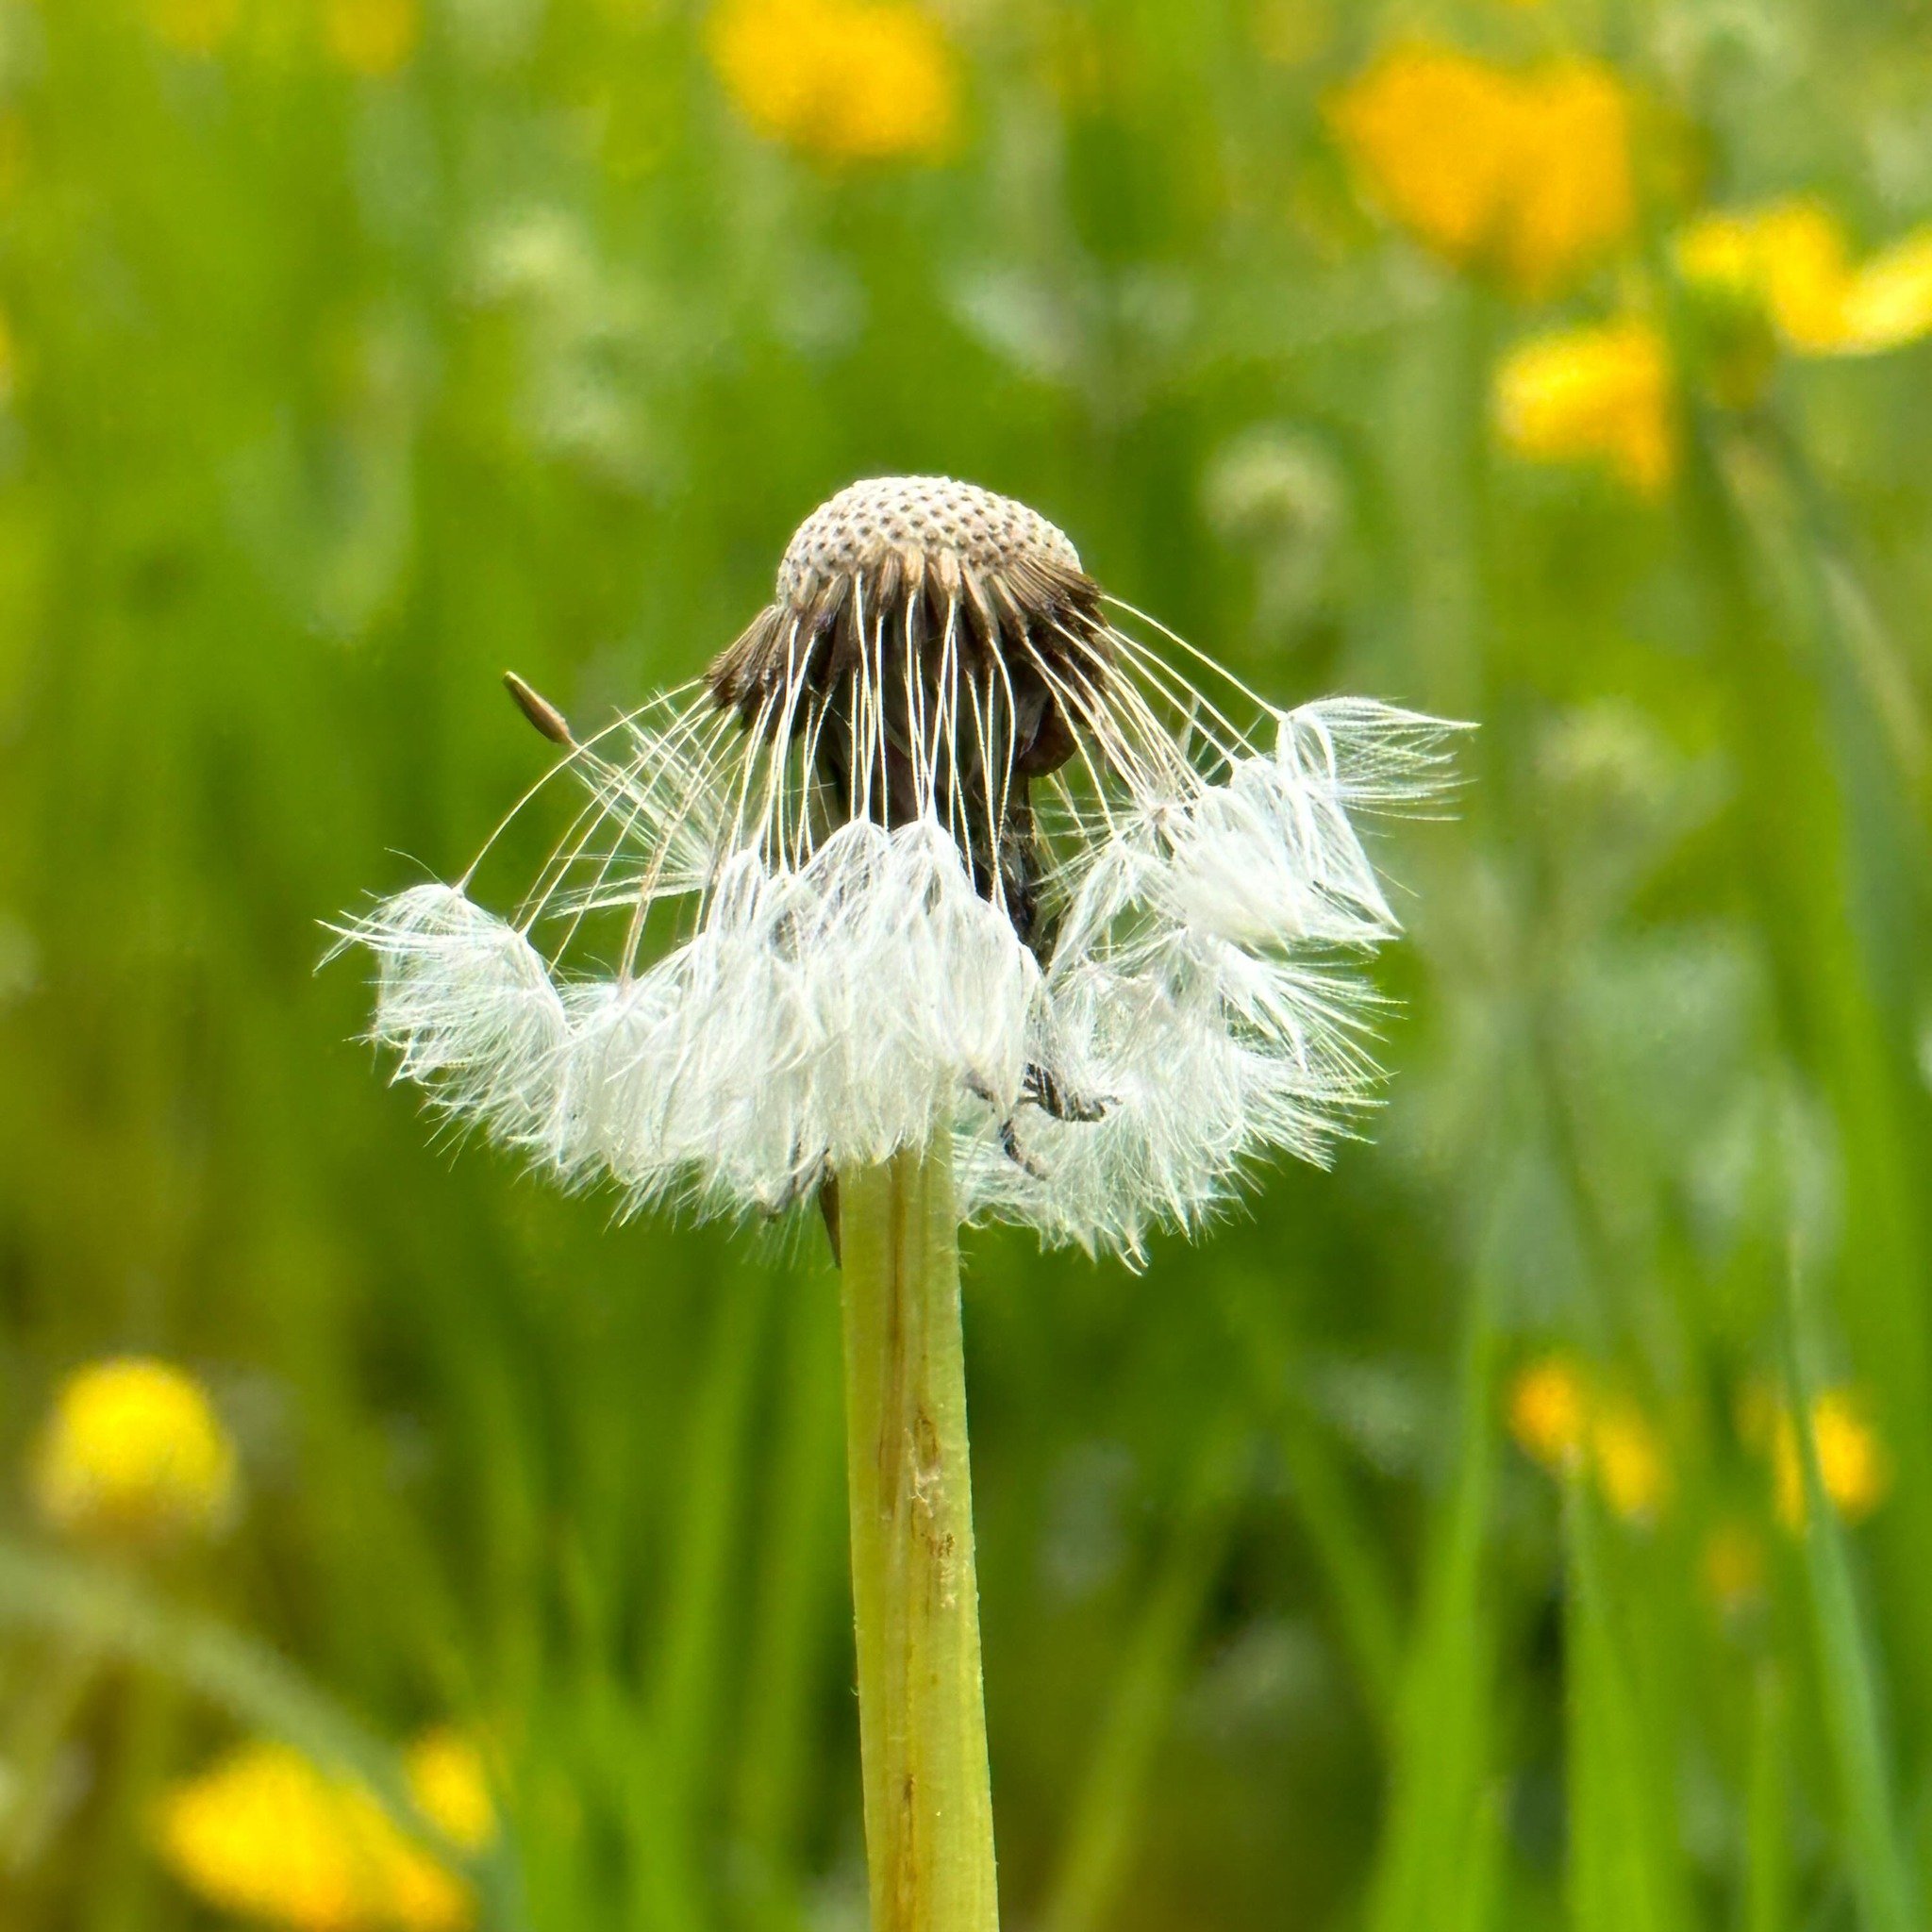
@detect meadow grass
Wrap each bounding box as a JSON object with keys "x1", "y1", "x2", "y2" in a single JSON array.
[{"x1": 4, "y1": 1, "x2": 1932, "y2": 1927}]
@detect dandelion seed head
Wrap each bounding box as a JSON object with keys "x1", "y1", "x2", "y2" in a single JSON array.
[{"x1": 340, "y1": 475, "x2": 1459, "y2": 1256}]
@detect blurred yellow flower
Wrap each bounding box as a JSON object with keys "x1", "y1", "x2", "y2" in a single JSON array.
[
  {"x1": 146, "y1": 0, "x2": 242, "y2": 54},
  {"x1": 1508, "y1": 1353, "x2": 1589, "y2": 1474},
  {"x1": 31, "y1": 1357, "x2": 237, "y2": 1544},
  {"x1": 1772, "y1": 1388, "x2": 1890, "y2": 1529},
  {"x1": 324, "y1": 0, "x2": 421, "y2": 76},
  {"x1": 1835, "y1": 228, "x2": 1932, "y2": 353},
  {"x1": 157, "y1": 1732, "x2": 494, "y2": 1932},
  {"x1": 1676, "y1": 200, "x2": 1853, "y2": 351},
  {"x1": 1590, "y1": 1396, "x2": 1668, "y2": 1525},
  {"x1": 403, "y1": 1731, "x2": 495, "y2": 1855},
  {"x1": 1494, "y1": 318, "x2": 1676, "y2": 495},
  {"x1": 708, "y1": 0, "x2": 959, "y2": 164},
  {"x1": 1677, "y1": 200, "x2": 1932, "y2": 358},
  {"x1": 1329, "y1": 42, "x2": 1635, "y2": 298},
  {"x1": 1700, "y1": 1518, "x2": 1767, "y2": 1618},
  {"x1": 1507, "y1": 1351, "x2": 1671, "y2": 1524}
]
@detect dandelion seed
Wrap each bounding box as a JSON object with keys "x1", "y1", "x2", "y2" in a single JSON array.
[
  {"x1": 339, "y1": 475, "x2": 1457, "y2": 1260},
  {"x1": 31, "y1": 1357, "x2": 238, "y2": 1546}
]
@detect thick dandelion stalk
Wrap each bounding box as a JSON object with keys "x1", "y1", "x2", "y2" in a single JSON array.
[{"x1": 838, "y1": 1130, "x2": 999, "y2": 1932}]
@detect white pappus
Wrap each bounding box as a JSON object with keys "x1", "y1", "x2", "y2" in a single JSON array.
[{"x1": 338, "y1": 475, "x2": 1460, "y2": 1259}]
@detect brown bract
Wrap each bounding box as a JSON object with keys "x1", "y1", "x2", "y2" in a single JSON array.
[{"x1": 706, "y1": 476, "x2": 1116, "y2": 944}]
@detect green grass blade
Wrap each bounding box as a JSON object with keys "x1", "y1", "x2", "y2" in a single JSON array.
[
  {"x1": 1777, "y1": 1290, "x2": 1919, "y2": 1932},
  {"x1": 1037, "y1": 1411, "x2": 1246, "y2": 1932}
]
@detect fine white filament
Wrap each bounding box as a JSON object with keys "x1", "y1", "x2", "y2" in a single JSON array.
[{"x1": 340, "y1": 478, "x2": 1457, "y2": 1259}]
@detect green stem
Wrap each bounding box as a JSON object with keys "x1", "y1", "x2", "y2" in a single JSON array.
[{"x1": 839, "y1": 1132, "x2": 999, "y2": 1932}]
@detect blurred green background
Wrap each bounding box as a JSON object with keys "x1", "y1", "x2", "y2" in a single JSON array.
[{"x1": 6, "y1": 0, "x2": 1932, "y2": 1926}]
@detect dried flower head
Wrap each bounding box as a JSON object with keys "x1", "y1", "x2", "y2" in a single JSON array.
[
  {"x1": 31, "y1": 1357, "x2": 238, "y2": 1545},
  {"x1": 341, "y1": 476, "x2": 1456, "y2": 1258}
]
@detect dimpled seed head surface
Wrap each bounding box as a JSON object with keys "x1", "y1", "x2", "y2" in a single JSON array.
[{"x1": 775, "y1": 476, "x2": 1083, "y2": 606}]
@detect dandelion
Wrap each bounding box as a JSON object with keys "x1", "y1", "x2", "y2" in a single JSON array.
[
  {"x1": 1493, "y1": 318, "x2": 1676, "y2": 495},
  {"x1": 339, "y1": 474, "x2": 1454, "y2": 1929},
  {"x1": 341, "y1": 475, "x2": 1453, "y2": 1257},
  {"x1": 31, "y1": 1357, "x2": 238, "y2": 1545},
  {"x1": 708, "y1": 0, "x2": 959, "y2": 165},
  {"x1": 1771, "y1": 1388, "x2": 1890, "y2": 1529},
  {"x1": 1330, "y1": 42, "x2": 1635, "y2": 299},
  {"x1": 155, "y1": 1732, "x2": 492, "y2": 1932},
  {"x1": 323, "y1": 0, "x2": 421, "y2": 76}
]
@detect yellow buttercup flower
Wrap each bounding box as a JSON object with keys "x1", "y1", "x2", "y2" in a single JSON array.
[
  {"x1": 31, "y1": 1357, "x2": 238, "y2": 1544},
  {"x1": 156, "y1": 1732, "x2": 494, "y2": 1931},
  {"x1": 323, "y1": 0, "x2": 421, "y2": 75},
  {"x1": 1677, "y1": 200, "x2": 1932, "y2": 358},
  {"x1": 1772, "y1": 1388, "x2": 1890, "y2": 1529},
  {"x1": 708, "y1": 0, "x2": 959, "y2": 164},
  {"x1": 1330, "y1": 42, "x2": 1635, "y2": 298},
  {"x1": 1834, "y1": 228, "x2": 1932, "y2": 353},
  {"x1": 1676, "y1": 200, "x2": 1853, "y2": 351},
  {"x1": 1494, "y1": 318, "x2": 1676, "y2": 495},
  {"x1": 1507, "y1": 1353, "x2": 1590, "y2": 1474},
  {"x1": 1507, "y1": 1351, "x2": 1671, "y2": 1525},
  {"x1": 1590, "y1": 1396, "x2": 1668, "y2": 1526},
  {"x1": 404, "y1": 1731, "x2": 496, "y2": 1855}
]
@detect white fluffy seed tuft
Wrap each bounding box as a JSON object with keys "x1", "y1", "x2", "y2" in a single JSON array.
[{"x1": 339, "y1": 479, "x2": 1461, "y2": 1256}]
